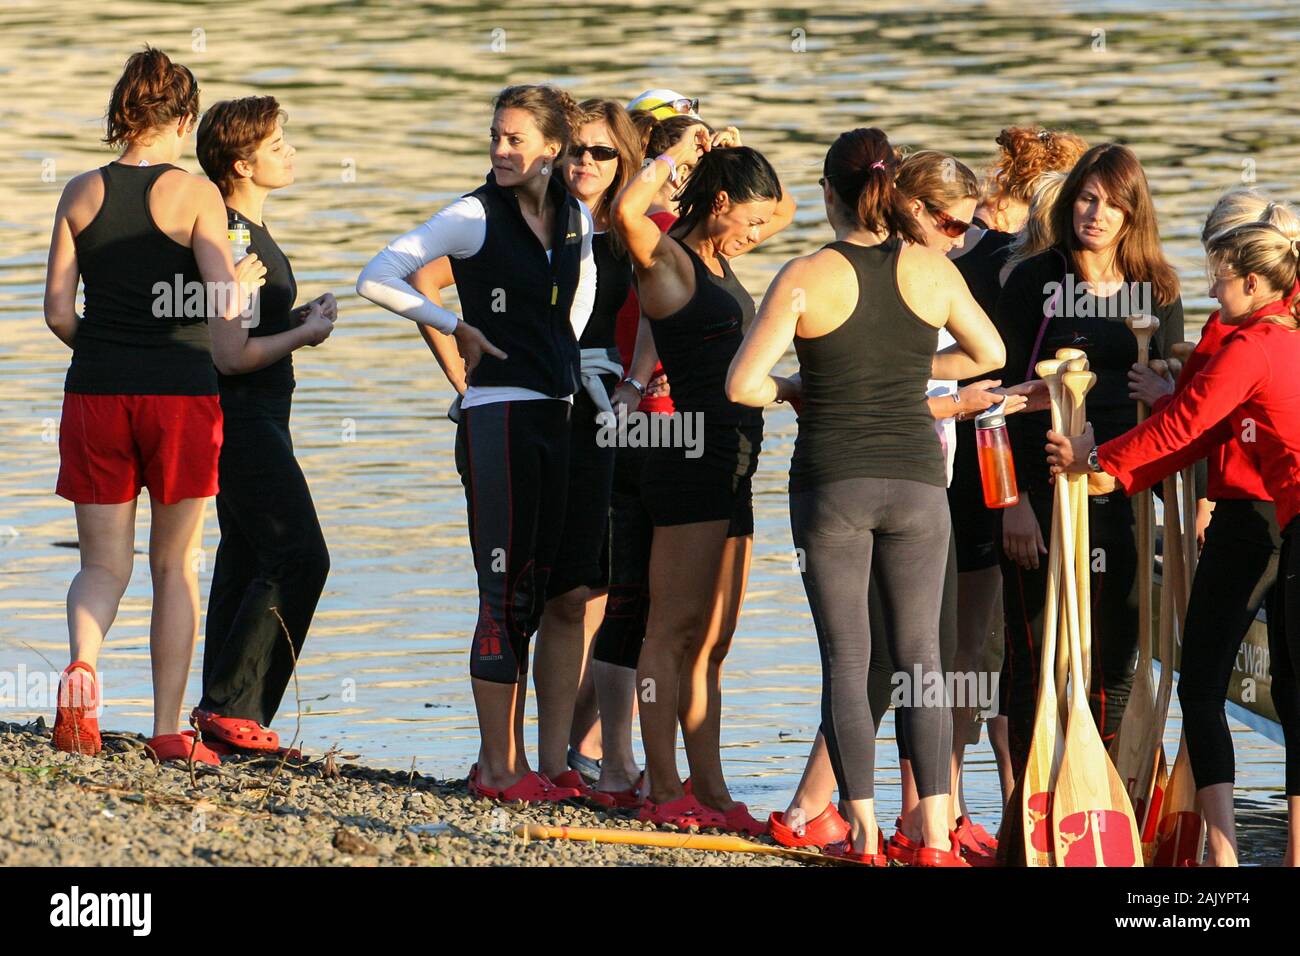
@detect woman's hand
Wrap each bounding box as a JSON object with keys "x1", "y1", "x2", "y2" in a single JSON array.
[
  {"x1": 710, "y1": 126, "x2": 743, "y2": 149},
  {"x1": 298, "y1": 301, "x2": 334, "y2": 347},
  {"x1": 311, "y1": 292, "x2": 338, "y2": 322},
  {"x1": 1045, "y1": 423, "x2": 1096, "y2": 476},
  {"x1": 666, "y1": 124, "x2": 711, "y2": 171},
  {"x1": 1195, "y1": 498, "x2": 1214, "y2": 552},
  {"x1": 776, "y1": 374, "x2": 803, "y2": 412},
  {"x1": 234, "y1": 253, "x2": 266, "y2": 312},
  {"x1": 1002, "y1": 378, "x2": 1050, "y2": 413},
  {"x1": 612, "y1": 380, "x2": 642, "y2": 415},
  {"x1": 1128, "y1": 362, "x2": 1174, "y2": 407},
  {"x1": 956, "y1": 379, "x2": 1014, "y2": 418},
  {"x1": 646, "y1": 370, "x2": 670, "y2": 398},
  {"x1": 453, "y1": 320, "x2": 507, "y2": 373},
  {"x1": 1002, "y1": 497, "x2": 1047, "y2": 570}
]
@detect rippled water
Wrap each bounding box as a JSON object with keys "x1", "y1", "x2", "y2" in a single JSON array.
[{"x1": 1, "y1": 0, "x2": 1296, "y2": 840}]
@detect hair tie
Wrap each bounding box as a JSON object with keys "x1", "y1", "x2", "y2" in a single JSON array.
[
  {"x1": 1039, "y1": 129, "x2": 1051, "y2": 143},
  {"x1": 870, "y1": 160, "x2": 886, "y2": 171}
]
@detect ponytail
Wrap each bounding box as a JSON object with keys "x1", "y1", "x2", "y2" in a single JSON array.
[
  {"x1": 104, "y1": 46, "x2": 200, "y2": 147},
  {"x1": 823, "y1": 128, "x2": 924, "y2": 245}
]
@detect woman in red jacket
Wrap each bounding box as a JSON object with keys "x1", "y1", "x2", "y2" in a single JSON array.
[{"x1": 1047, "y1": 211, "x2": 1300, "y2": 866}]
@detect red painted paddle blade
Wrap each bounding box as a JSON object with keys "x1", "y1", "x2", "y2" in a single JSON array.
[
  {"x1": 1027, "y1": 791, "x2": 1054, "y2": 853},
  {"x1": 1152, "y1": 811, "x2": 1201, "y2": 867},
  {"x1": 1140, "y1": 778, "x2": 1166, "y2": 843},
  {"x1": 1057, "y1": 810, "x2": 1138, "y2": 867}
]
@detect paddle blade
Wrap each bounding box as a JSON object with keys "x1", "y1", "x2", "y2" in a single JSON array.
[{"x1": 1056, "y1": 809, "x2": 1139, "y2": 867}]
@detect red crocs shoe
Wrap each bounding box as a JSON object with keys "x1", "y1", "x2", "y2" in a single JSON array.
[
  {"x1": 637, "y1": 793, "x2": 728, "y2": 829},
  {"x1": 467, "y1": 765, "x2": 582, "y2": 804},
  {"x1": 146, "y1": 731, "x2": 221, "y2": 766},
  {"x1": 886, "y1": 818, "x2": 921, "y2": 865},
  {"x1": 549, "y1": 769, "x2": 616, "y2": 808},
  {"x1": 825, "y1": 830, "x2": 889, "y2": 867},
  {"x1": 914, "y1": 831, "x2": 973, "y2": 868},
  {"x1": 52, "y1": 661, "x2": 101, "y2": 756},
  {"x1": 593, "y1": 772, "x2": 646, "y2": 809},
  {"x1": 716, "y1": 802, "x2": 765, "y2": 836},
  {"x1": 961, "y1": 817, "x2": 998, "y2": 852},
  {"x1": 191, "y1": 708, "x2": 279, "y2": 751},
  {"x1": 954, "y1": 816, "x2": 999, "y2": 867},
  {"x1": 204, "y1": 739, "x2": 307, "y2": 762},
  {"x1": 768, "y1": 804, "x2": 851, "y2": 848}
]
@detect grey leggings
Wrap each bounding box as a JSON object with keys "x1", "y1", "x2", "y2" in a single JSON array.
[{"x1": 791, "y1": 476, "x2": 952, "y2": 801}]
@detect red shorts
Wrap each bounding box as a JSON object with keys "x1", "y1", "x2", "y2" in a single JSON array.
[{"x1": 56, "y1": 393, "x2": 223, "y2": 505}]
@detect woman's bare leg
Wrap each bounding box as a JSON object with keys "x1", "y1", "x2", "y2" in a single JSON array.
[
  {"x1": 145, "y1": 496, "x2": 208, "y2": 738},
  {"x1": 1199, "y1": 783, "x2": 1239, "y2": 866},
  {"x1": 569, "y1": 589, "x2": 608, "y2": 762},
  {"x1": 68, "y1": 502, "x2": 137, "y2": 669}
]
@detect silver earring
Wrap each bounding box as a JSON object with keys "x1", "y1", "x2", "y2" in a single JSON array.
[{"x1": 541, "y1": 163, "x2": 550, "y2": 176}]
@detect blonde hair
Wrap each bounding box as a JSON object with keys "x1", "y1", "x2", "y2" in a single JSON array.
[
  {"x1": 1205, "y1": 198, "x2": 1300, "y2": 323},
  {"x1": 1004, "y1": 171, "x2": 1066, "y2": 272},
  {"x1": 1201, "y1": 188, "x2": 1274, "y2": 247}
]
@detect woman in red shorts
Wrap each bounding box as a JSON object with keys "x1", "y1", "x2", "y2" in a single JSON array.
[{"x1": 42, "y1": 47, "x2": 330, "y2": 763}]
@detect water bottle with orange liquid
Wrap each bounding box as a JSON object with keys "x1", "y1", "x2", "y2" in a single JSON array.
[{"x1": 975, "y1": 400, "x2": 1019, "y2": 509}]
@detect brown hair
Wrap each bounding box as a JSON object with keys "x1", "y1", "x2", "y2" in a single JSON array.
[
  {"x1": 104, "y1": 47, "x2": 199, "y2": 148},
  {"x1": 981, "y1": 126, "x2": 1088, "y2": 230},
  {"x1": 573, "y1": 99, "x2": 643, "y2": 256},
  {"x1": 196, "y1": 96, "x2": 287, "y2": 197},
  {"x1": 1206, "y1": 201, "x2": 1300, "y2": 324},
  {"x1": 1050, "y1": 143, "x2": 1180, "y2": 306},
  {"x1": 643, "y1": 114, "x2": 712, "y2": 160},
  {"x1": 822, "y1": 128, "x2": 924, "y2": 245},
  {"x1": 493, "y1": 84, "x2": 582, "y2": 157},
  {"x1": 895, "y1": 150, "x2": 979, "y2": 212}
]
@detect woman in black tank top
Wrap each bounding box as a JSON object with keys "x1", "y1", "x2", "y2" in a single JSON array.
[
  {"x1": 43, "y1": 49, "x2": 310, "y2": 767},
  {"x1": 727, "y1": 128, "x2": 1006, "y2": 865},
  {"x1": 191, "y1": 96, "x2": 337, "y2": 756},
  {"x1": 611, "y1": 125, "x2": 795, "y2": 831}
]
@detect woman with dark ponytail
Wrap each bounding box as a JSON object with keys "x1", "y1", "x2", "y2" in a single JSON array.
[
  {"x1": 727, "y1": 128, "x2": 1005, "y2": 864},
  {"x1": 44, "y1": 47, "x2": 303, "y2": 764},
  {"x1": 610, "y1": 124, "x2": 794, "y2": 831},
  {"x1": 357, "y1": 84, "x2": 596, "y2": 803}
]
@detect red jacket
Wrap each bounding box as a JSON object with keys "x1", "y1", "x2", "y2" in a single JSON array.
[
  {"x1": 1150, "y1": 311, "x2": 1271, "y2": 502},
  {"x1": 1098, "y1": 302, "x2": 1300, "y2": 529}
]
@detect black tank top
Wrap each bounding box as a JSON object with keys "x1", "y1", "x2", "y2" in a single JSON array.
[
  {"x1": 65, "y1": 163, "x2": 217, "y2": 396},
  {"x1": 952, "y1": 228, "x2": 1014, "y2": 385},
  {"x1": 221, "y1": 210, "x2": 297, "y2": 392},
  {"x1": 580, "y1": 232, "x2": 630, "y2": 349},
  {"x1": 646, "y1": 238, "x2": 761, "y2": 427},
  {"x1": 789, "y1": 238, "x2": 946, "y2": 491}
]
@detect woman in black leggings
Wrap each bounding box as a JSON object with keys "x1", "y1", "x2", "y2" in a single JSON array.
[
  {"x1": 192, "y1": 96, "x2": 335, "y2": 754},
  {"x1": 727, "y1": 128, "x2": 1004, "y2": 865}
]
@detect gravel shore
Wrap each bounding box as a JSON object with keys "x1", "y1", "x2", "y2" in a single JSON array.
[{"x1": 0, "y1": 720, "x2": 795, "y2": 867}]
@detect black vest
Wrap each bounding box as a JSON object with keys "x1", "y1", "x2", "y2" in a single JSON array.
[{"x1": 449, "y1": 172, "x2": 583, "y2": 396}]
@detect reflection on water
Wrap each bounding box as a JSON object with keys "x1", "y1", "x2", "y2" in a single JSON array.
[{"x1": 1, "y1": 0, "x2": 1295, "y2": 840}]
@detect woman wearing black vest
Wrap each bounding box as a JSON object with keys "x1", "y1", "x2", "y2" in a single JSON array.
[
  {"x1": 357, "y1": 85, "x2": 596, "y2": 803},
  {"x1": 44, "y1": 48, "x2": 315, "y2": 764},
  {"x1": 727, "y1": 128, "x2": 1005, "y2": 865},
  {"x1": 611, "y1": 128, "x2": 795, "y2": 831},
  {"x1": 192, "y1": 96, "x2": 336, "y2": 755}
]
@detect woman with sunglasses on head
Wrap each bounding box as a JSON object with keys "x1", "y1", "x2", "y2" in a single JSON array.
[
  {"x1": 1047, "y1": 208, "x2": 1300, "y2": 867},
  {"x1": 997, "y1": 144, "x2": 1182, "y2": 778},
  {"x1": 356, "y1": 84, "x2": 595, "y2": 803},
  {"x1": 45, "y1": 48, "x2": 307, "y2": 765},
  {"x1": 1120, "y1": 190, "x2": 1293, "y2": 866},
  {"x1": 190, "y1": 96, "x2": 336, "y2": 757},
  {"x1": 611, "y1": 124, "x2": 794, "y2": 831},
  {"x1": 759, "y1": 148, "x2": 1014, "y2": 864}
]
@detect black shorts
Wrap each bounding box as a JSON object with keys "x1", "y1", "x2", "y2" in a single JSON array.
[
  {"x1": 640, "y1": 421, "x2": 762, "y2": 537},
  {"x1": 947, "y1": 420, "x2": 1000, "y2": 572},
  {"x1": 548, "y1": 389, "x2": 616, "y2": 597}
]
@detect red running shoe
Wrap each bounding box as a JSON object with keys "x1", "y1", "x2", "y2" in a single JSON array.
[
  {"x1": 886, "y1": 818, "x2": 921, "y2": 865},
  {"x1": 825, "y1": 831, "x2": 889, "y2": 867},
  {"x1": 549, "y1": 769, "x2": 616, "y2": 808},
  {"x1": 914, "y1": 831, "x2": 973, "y2": 868},
  {"x1": 638, "y1": 793, "x2": 728, "y2": 829},
  {"x1": 52, "y1": 661, "x2": 101, "y2": 756},
  {"x1": 467, "y1": 765, "x2": 582, "y2": 803},
  {"x1": 146, "y1": 731, "x2": 221, "y2": 766},
  {"x1": 768, "y1": 804, "x2": 851, "y2": 848}
]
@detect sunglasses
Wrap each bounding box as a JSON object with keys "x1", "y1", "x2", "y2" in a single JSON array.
[
  {"x1": 928, "y1": 206, "x2": 972, "y2": 239},
  {"x1": 667, "y1": 97, "x2": 700, "y2": 115},
  {"x1": 567, "y1": 143, "x2": 620, "y2": 162}
]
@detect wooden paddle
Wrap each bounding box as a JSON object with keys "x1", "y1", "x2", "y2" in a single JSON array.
[
  {"x1": 1021, "y1": 358, "x2": 1071, "y2": 866},
  {"x1": 1048, "y1": 368, "x2": 1143, "y2": 866},
  {"x1": 513, "y1": 823, "x2": 862, "y2": 866},
  {"x1": 1111, "y1": 315, "x2": 1160, "y2": 810},
  {"x1": 1063, "y1": 368, "x2": 1096, "y2": 692}
]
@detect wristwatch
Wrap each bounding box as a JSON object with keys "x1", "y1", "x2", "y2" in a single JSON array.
[
  {"x1": 622, "y1": 377, "x2": 647, "y2": 398},
  {"x1": 1087, "y1": 445, "x2": 1102, "y2": 473}
]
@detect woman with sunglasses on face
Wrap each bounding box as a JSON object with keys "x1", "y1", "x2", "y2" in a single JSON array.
[
  {"x1": 190, "y1": 96, "x2": 336, "y2": 756},
  {"x1": 764, "y1": 149, "x2": 1018, "y2": 864},
  {"x1": 998, "y1": 144, "x2": 1182, "y2": 779},
  {"x1": 728, "y1": 130, "x2": 1005, "y2": 865},
  {"x1": 357, "y1": 84, "x2": 596, "y2": 803},
  {"x1": 45, "y1": 48, "x2": 308, "y2": 764},
  {"x1": 611, "y1": 125, "x2": 795, "y2": 831},
  {"x1": 1047, "y1": 209, "x2": 1300, "y2": 867}
]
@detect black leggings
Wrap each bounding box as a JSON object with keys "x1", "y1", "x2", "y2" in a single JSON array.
[
  {"x1": 593, "y1": 441, "x2": 653, "y2": 669},
  {"x1": 201, "y1": 386, "x2": 329, "y2": 727},
  {"x1": 791, "y1": 476, "x2": 952, "y2": 801},
  {"x1": 455, "y1": 400, "x2": 570, "y2": 684},
  {"x1": 1269, "y1": 518, "x2": 1300, "y2": 795},
  {"x1": 1177, "y1": 499, "x2": 1279, "y2": 789},
  {"x1": 999, "y1": 480, "x2": 1138, "y2": 780}
]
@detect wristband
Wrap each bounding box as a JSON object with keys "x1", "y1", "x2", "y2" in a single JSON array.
[
  {"x1": 622, "y1": 377, "x2": 647, "y2": 398},
  {"x1": 655, "y1": 154, "x2": 679, "y2": 185}
]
